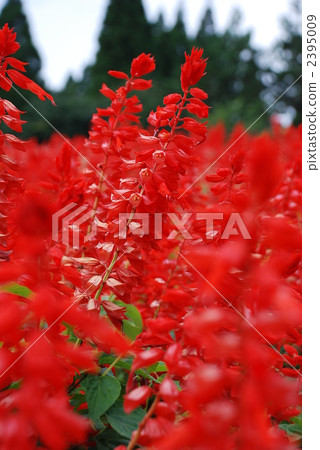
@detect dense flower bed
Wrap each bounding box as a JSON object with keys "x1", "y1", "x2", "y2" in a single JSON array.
[{"x1": 0, "y1": 24, "x2": 301, "y2": 449}]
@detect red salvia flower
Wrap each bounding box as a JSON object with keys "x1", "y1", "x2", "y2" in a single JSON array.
[{"x1": 0, "y1": 25, "x2": 301, "y2": 450}]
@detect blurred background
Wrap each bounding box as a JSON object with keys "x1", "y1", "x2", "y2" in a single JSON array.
[{"x1": 0, "y1": 0, "x2": 301, "y2": 139}]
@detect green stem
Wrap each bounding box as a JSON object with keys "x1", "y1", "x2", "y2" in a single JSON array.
[
  {"x1": 94, "y1": 250, "x2": 119, "y2": 300},
  {"x1": 101, "y1": 353, "x2": 123, "y2": 377}
]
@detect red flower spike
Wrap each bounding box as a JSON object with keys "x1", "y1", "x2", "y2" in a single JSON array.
[{"x1": 0, "y1": 26, "x2": 55, "y2": 104}]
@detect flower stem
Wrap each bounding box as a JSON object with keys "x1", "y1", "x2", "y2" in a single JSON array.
[
  {"x1": 126, "y1": 396, "x2": 159, "y2": 450},
  {"x1": 94, "y1": 249, "x2": 119, "y2": 300},
  {"x1": 101, "y1": 353, "x2": 123, "y2": 377}
]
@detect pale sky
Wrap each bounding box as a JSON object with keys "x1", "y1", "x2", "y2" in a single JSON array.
[{"x1": 0, "y1": 0, "x2": 295, "y2": 90}]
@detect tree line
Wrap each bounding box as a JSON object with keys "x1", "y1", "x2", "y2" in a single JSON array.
[{"x1": 0, "y1": 0, "x2": 301, "y2": 139}]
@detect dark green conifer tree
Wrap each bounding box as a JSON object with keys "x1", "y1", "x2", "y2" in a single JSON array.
[
  {"x1": 87, "y1": 0, "x2": 153, "y2": 94},
  {"x1": 264, "y1": 0, "x2": 301, "y2": 124},
  {"x1": 195, "y1": 6, "x2": 267, "y2": 129}
]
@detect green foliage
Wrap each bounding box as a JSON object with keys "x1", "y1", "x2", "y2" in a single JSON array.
[
  {"x1": 279, "y1": 414, "x2": 302, "y2": 436},
  {"x1": 80, "y1": 1, "x2": 270, "y2": 131},
  {"x1": 0, "y1": 282, "x2": 32, "y2": 298},
  {"x1": 70, "y1": 391, "x2": 86, "y2": 411},
  {"x1": 41, "y1": 79, "x2": 98, "y2": 137},
  {"x1": 194, "y1": 8, "x2": 267, "y2": 130},
  {"x1": 61, "y1": 322, "x2": 79, "y2": 344},
  {"x1": 99, "y1": 354, "x2": 133, "y2": 371},
  {"x1": 94, "y1": 428, "x2": 129, "y2": 450},
  {"x1": 114, "y1": 300, "x2": 143, "y2": 341},
  {"x1": 99, "y1": 354, "x2": 161, "y2": 384},
  {"x1": 149, "y1": 361, "x2": 168, "y2": 373},
  {"x1": 263, "y1": 0, "x2": 302, "y2": 124},
  {"x1": 106, "y1": 399, "x2": 145, "y2": 438},
  {"x1": 87, "y1": 0, "x2": 152, "y2": 95},
  {"x1": 82, "y1": 373, "x2": 121, "y2": 422}
]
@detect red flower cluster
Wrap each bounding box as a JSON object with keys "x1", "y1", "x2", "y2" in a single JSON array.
[
  {"x1": 0, "y1": 24, "x2": 55, "y2": 262},
  {"x1": 0, "y1": 25, "x2": 130, "y2": 449},
  {"x1": 0, "y1": 24, "x2": 301, "y2": 450},
  {"x1": 0, "y1": 24, "x2": 55, "y2": 103}
]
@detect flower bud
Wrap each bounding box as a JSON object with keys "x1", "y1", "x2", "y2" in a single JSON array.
[
  {"x1": 139, "y1": 168, "x2": 152, "y2": 182},
  {"x1": 129, "y1": 193, "x2": 142, "y2": 207},
  {"x1": 158, "y1": 130, "x2": 171, "y2": 143},
  {"x1": 153, "y1": 150, "x2": 166, "y2": 162}
]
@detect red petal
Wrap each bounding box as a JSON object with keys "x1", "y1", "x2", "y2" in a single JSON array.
[
  {"x1": 124, "y1": 386, "x2": 152, "y2": 413},
  {"x1": 132, "y1": 348, "x2": 164, "y2": 371},
  {"x1": 108, "y1": 70, "x2": 129, "y2": 80},
  {"x1": 190, "y1": 87, "x2": 208, "y2": 100},
  {"x1": 159, "y1": 378, "x2": 179, "y2": 403},
  {"x1": 6, "y1": 57, "x2": 28, "y2": 72},
  {"x1": 7, "y1": 69, "x2": 55, "y2": 105}
]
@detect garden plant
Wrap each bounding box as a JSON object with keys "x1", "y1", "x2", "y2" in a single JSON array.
[{"x1": 0, "y1": 24, "x2": 301, "y2": 449}]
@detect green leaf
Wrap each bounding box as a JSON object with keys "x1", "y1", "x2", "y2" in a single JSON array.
[
  {"x1": 102, "y1": 294, "x2": 116, "y2": 303},
  {"x1": 136, "y1": 369, "x2": 161, "y2": 383},
  {"x1": 61, "y1": 322, "x2": 79, "y2": 343},
  {"x1": 70, "y1": 392, "x2": 87, "y2": 410},
  {"x1": 147, "y1": 361, "x2": 168, "y2": 374},
  {"x1": 99, "y1": 354, "x2": 133, "y2": 371},
  {"x1": 279, "y1": 423, "x2": 302, "y2": 435},
  {"x1": 0, "y1": 282, "x2": 32, "y2": 298},
  {"x1": 82, "y1": 374, "x2": 121, "y2": 421},
  {"x1": 114, "y1": 301, "x2": 143, "y2": 341},
  {"x1": 123, "y1": 320, "x2": 140, "y2": 340},
  {"x1": 292, "y1": 414, "x2": 302, "y2": 426},
  {"x1": 94, "y1": 428, "x2": 129, "y2": 450},
  {"x1": 93, "y1": 417, "x2": 106, "y2": 431},
  {"x1": 279, "y1": 414, "x2": 302, "y2": 436},
  {"x1": 106, "y1": 399, "x2": 145, "y2": 438},
  {"x1": 98, "y1": 355, "x2": 161, "y2": 383},
  {"x1": 125, "y1": 304, "x2": 143, "y2": 328}
]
